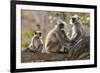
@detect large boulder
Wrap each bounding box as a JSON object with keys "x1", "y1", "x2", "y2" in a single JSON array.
[{"x1": 67, "y1": 36, "x2": 90, "y2": 60}]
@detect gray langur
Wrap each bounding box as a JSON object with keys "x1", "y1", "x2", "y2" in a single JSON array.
[
  {"x1": 28, "y1": 31, "x2": 43, "y2": 52},
  {"x1": 70, "y1": 15, "x2": 85, "y2": 44},
  {"x1": 68, "y1": 15, "x2": 86, "y2": 59},
  {"x1": 42, "y1": 20, "x2": 72, "y2": 53}
]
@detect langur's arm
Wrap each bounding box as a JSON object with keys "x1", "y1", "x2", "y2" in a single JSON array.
[
  {"x1": 56, "y1": 31, "x2": 70, "y2": 47},
  {"x1": 70, "y1": 25, "x2": 78, "y2": 41},
  {"x1": 28, "y1": 37, "x2": 34, "y2": 48},
  {"x1": 38, "y1": 39, "x2": 43, "y2": 48},
  {"x1": 70, "y1": 30, "x2": 77, "y2": 41},
  {"x1": 80, "y1": 26, "x2": 85, "y2": 38},
  {"x1": 61, "y1": 30, "x2": 72, "y2": 42}
]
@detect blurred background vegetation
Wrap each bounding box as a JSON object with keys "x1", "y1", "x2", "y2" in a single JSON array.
[{"x1": 21, "y1": 10, "x2": 90, "y2": 50}]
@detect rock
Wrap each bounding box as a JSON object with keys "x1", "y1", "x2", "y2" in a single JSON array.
[
  {"x1": 21, "y1": 36, "x2": 90, "y2": 62},
  {"x1": 78, "y1": 52, "x2": 90, "y2": 59},
  {"x1": 67, "y1": 36, "x2": 90, "y2": 60},
  {"x1": 21, "y1": 50, "x2": 68, "y2": 63}
]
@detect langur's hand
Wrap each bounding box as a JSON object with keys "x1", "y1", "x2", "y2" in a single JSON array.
[
  {"x1": 71, "y1": 40, "x2": 75, "y2": 43},
  {"x1": 70, "y1": 40, "x2": 76, "y2": 46}
]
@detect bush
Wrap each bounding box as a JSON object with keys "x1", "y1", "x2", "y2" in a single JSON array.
[
  {"x1": 22, "y1": 32, "x2": 33, "y2": 39},
  {"x1": 21, "y1": 42, "x2": 29, "y2": 48}
]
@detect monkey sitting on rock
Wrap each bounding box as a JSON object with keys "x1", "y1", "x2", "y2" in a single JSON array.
[
  {"x1": 70, "y1": 15, "x2": 85, "y2": 45},
  {"x1": 27, "y1": 31, "x2": 43, "y2": 53},
  {"x1": 42, "y1": 20, "x2": 73, "y2": 54},
  {"x1": 68, "y1": 15, "x2": 90, "y2": 60}
]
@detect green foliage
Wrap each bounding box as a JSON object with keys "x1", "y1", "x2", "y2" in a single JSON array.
[
  {"x1": 48, "y1": 11, "x2": 90, "y2": 27},
  {"x1": 21, "y1": 42, "x2": 29, "y2": 48},
  {"x1": 21, "y1": 32, "x2": 33, "y2": 49},
  {"x1": 22, "y1": 32, "x2": 33, "y2": 39}
]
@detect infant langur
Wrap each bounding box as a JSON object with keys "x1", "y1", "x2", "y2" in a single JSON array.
[{"x1": 28, "y1": 31, "x2": 43, "y2": 52}]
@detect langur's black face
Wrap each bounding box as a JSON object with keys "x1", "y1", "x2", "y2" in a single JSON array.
[
  {"x1": 38, "y1": 32, "x2": 41, "y2": 37},
  {"x1": 34, "y1": 31, "x2": 41, "y2": 37},
  {"x1": 59, "y1": 23, "x2": 64, "y2": 29},
  {"x1": 72, "y1": 15, "x2": 80, "y2": 23},
  {"x1": 72, "y1": 17, "x2": 76, "y2": 23}
]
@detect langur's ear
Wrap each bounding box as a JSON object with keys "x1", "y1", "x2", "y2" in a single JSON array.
[{"x1": 77, "y1": 16, "x2": 80, "y2": 20}]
